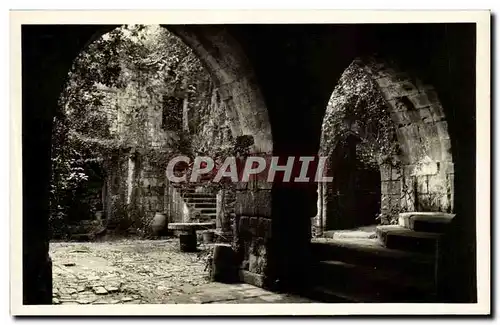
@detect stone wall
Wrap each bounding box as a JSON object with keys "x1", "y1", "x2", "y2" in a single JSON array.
[
  {"x1": 216, "y1": 189, "x2": 236, "y2": 242},
  {"x1": 366, "y1": 57, "x2": 454, "y2": 218}
]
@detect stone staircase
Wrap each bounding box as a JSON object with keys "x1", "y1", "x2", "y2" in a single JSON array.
[
  {"x1": 170, "y1": 163, "x2": 218, "y2": 222},
  {"x1": 307, "y1": 212, "x2": 455, "y2": 303},
  {"x1": 176, "y1": 184, "x2": 217, "y2": 222}
]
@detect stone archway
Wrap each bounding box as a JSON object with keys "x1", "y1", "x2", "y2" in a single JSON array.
[
  {"x1": 315, "y1": 56, "x2": 454, "y2": 235},
  {"x1": 21, "y1": 25, "x2": 274, "y2": 304}
]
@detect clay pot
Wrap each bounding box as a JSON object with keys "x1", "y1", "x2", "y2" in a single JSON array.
[{"x1": 151, "y1": 212, "x2": 167, "y2": 236}]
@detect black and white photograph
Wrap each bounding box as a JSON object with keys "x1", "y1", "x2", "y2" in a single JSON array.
[{"x1": 10, "y1": 10, "x2": 490, "y2": 316}]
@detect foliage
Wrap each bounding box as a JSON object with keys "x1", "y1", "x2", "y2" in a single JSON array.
[
  {"x1": 320, "y1": 59, "x2": 400, "y2": 169},
  {"x1": 50, "y1": 25, "x2": 211, "y2": 237}
]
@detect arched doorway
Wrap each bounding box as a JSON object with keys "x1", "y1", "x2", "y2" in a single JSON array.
[
  {"x1": 315, "y1": 57, "x2": 455, "y2": 236},
  {"x1": 21, "y1": 24, "x2": 274, "y2": 304}
]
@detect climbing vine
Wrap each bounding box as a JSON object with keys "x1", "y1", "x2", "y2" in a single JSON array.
[{"x1": 320, "y1": 59, "x2": 400, "y2": 169}]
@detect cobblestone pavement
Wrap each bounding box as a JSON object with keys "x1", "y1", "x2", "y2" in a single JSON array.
[{"x1": 50, "y1": 239, "x2": 314, "y2": 305}]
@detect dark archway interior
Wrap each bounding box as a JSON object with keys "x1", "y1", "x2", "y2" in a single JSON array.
[{"x1": 21, "y1": 23, "x2": 478, "y2": 304}]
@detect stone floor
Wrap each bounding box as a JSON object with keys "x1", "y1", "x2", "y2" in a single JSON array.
[{"x1": 50, "y1": 239, "x2": 313, "y2": 305}]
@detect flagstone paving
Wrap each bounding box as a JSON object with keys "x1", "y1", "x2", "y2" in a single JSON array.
[{"x1": 50, "y1": 239, "x2": 313, "y2": 305}]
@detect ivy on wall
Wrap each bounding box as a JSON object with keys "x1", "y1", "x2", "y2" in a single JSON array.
[{"x1": 320, "y1": 60, "x2": 400, "y2": 169}]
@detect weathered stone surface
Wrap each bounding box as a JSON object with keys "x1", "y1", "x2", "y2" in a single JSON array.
[
  {"x1": 51, "y1": 239, "x2": 212, "y2": 305},
  {"x1": 105, "y1": 286, "x2": 119, "y2": 293},
  {"x1": 253, "y1": 191, "x2": 272, "y2": 217},
  {"x1": 93, "y1": 287, "x2": 108, "y2": 295},
  {"x1": 409, "y1": 93, "x2": 431, "y2": 108},
  {"x1": 234, "y1": 192, "x2": 254, "y2": 216},
  {"x1": 248, "y1": 243, "x2": 267, "y2": 274}
]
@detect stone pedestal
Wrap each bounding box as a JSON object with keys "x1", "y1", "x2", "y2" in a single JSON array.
[
  {"x1": 179, "y1": 232, "x2": 197, "y2": 252},
  {"x1": 168, "y1": 222, "x2": 216, "y2": 252}
]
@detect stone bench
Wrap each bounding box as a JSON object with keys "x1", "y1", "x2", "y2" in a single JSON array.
[{"x1": 168, "y1": 222, "x2": 216, "y2": 252}]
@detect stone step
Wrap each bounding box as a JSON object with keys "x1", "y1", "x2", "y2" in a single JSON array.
[
  {"x1": 185, "y1": 196, "x2": 216, "y2": 200},
  {"x1": 195, "y1": 208, "x2": 217, "y2": 214},
  {"x1": 182, "y1": 193, "x2": 216, "y2": 199},
  {"x1": 188, "y1": 202, "x2": 216, "y2": 209},
  {"x1": 309, "y1": 260, "x2": 436, "y2": 303},
  {"x1": 376, "y1": 225, "x2": 441, "y2": 254},
  {"x1": 398, "y1": 212, "x2": 455, "y2": 233},
  {"x1": 311, "y1": 238, "x2": 434, "y2": 277},
  {"x1": 203, "y1": 213, "x2": 217, "y2": 219},
  {"x1": 185, "y1": 198, "x2": 217, "y2": 204}
]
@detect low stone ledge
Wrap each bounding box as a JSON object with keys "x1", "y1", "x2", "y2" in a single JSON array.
[
  {"x1": 168, "y1": 222, "x2": 216, "y2": 232},
  {"x1": 239, "y1": 270, "x2": 264, "y2": 288}
]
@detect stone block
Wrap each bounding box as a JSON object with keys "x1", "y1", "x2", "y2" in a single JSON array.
[
  {"x1": 375, "y1": 77, "x2": 391, "y2": 88},
  {"x1": 419, "y1": 108, "x2": 433, "y2": 123},
  {"x1": 429, "y1": 103, "x2": 445, "y2": 122},
  {"x1": 416, "y1": 194, "x2": 431, "y2": 211},
  {"x1": 391, "y1": 167, "x2": 402, "y2": 180},
  {"x1": 235, "y1": 181, "x2": 248, "y2": 191},
  {"x1": 427, "y1": 174, "x2": 446, "y2": 194},
  {"x1": 380, "y1": 164, "x2": 392, "y2": 181},
  {"x1": 390, "y1": 194, "x2": 401, "y2": 210},
  {"x1": 416, "y1": 121, "x2": 438, "y2": 139},
  {"x1": 234, "y1": 192, "x2": 254, "y2": 216},
  {"x1": 427, "y1": 140, "x2": 444, "y2": 162},
  {"x1": 402, "y1": 164, "x2": 415, "y2": 177},
  {"x1": 248, "y1": 241, "x2": 267, "y2": 274},
  {"x1": 416, "y1": 176, "x2": 429, "y2": 194},
  {"x1": 405, "y1": 110, "x2": 421, "y2": 123},
  {"x1": 440, "y1": 139, "x2": 452, "y2": 161},
  {"x1": 381, "y1": 181, "x2": 390, "y2": 195},
  {"x1": 409, "y1": 93, "x2": 431, "y2": 108},
  {"x1": 447, "y1": 174, "x2": 455, "y2": 211},
  {"x1": 238, "y1": 216, "x2": 250, "y2": 235},
  {"x1": 436, "y1": 121, "x2": 450, "y2": 140},
  {"x1": 248, "y1": 178, "x2": 273, "y2": 191},
  {"x1": 413, "y1": 161, "x2": 439, "y2": 176},
  {"x1": 253, "y1": 191, "x2": 272, "y2": 217},
  {"x1": 239, "y1": 270, "x2": 264, "y2": 288},
  {"x1": 249, "y1": 217, "x2": 259, "y2": 236},
  {"x1": 388, "y1": 180, "x2": 402, "y2": 195},
  {"x1": 442, "y1": 162, "x2": 455, "y2": 175},
  {"x1": 257, "y1": 217, "x2": 272, "y2": 239},
  {"x1": 398, "y1": 81, "x2": 419, "y2": 96},
  {"x1": 381, "y1": 194, "x2": 391, "y2": 213},
  {"x1": 391, "y1": 112, "x2": 407, "y2": 126},
  {"x1": 384, "y1": 85, "x2": 401, "y2": 100}
]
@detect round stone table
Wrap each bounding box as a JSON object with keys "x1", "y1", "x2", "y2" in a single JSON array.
[{"x1": 168, "y1": 222, "x2": 216, "y2": 252}]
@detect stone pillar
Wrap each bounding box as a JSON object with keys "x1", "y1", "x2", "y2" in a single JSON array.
[
  {"x1": 216, "y1": 189, "x2": 235, "y2": 243},
  {"x1": 233, "y1": 182, "x2": 273, "y2": 288}
]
